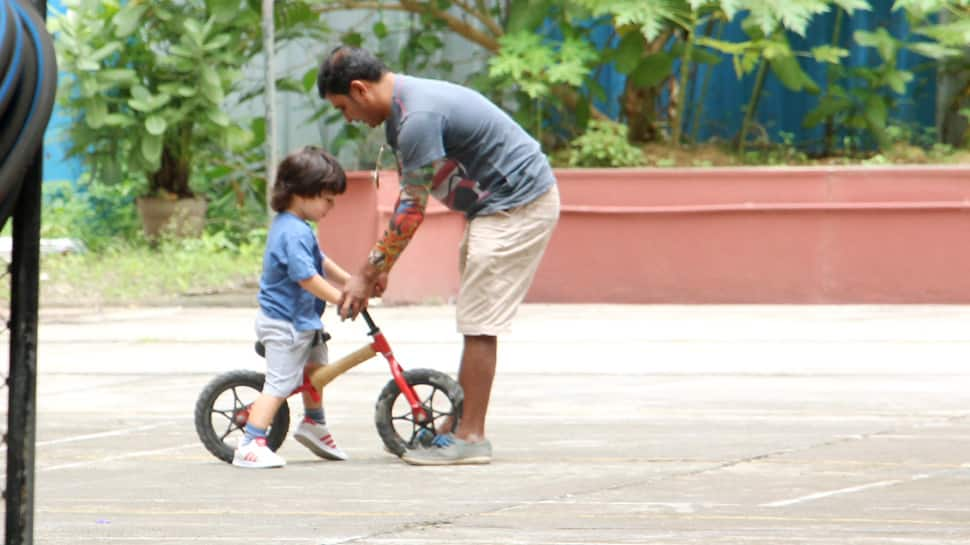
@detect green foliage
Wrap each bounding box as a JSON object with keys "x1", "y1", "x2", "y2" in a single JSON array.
[
  {"x1": 37, "y1": 234, "x2": 264, "y2": 307},
  {"x1": 574, "y1": 0, "x2": 695, "y2": 40},
  {"x1": 567, "y1": 121, "x2": 645, "y2": 167},
  {"x1": 488, "y1": 31, "x2": 598, "y2": 138},
  {"x1": 34, "y1": 177, "x2": 266, "y2": 306},
  {"x1": 803, "y1": 26, "x2": 947, "y2": 150},
  {"x1": 41, "y1": 177, "x2": 142, "y2": 251},
  {"x1": 52, "y1": 1, "x2": 248, "y2": 196},
  {"x1": 51, "y1": 0, "x2": 323, "y2": 198},
  {"x1": 893, "y1": 0, "x2": 970, "y2": 17},
  {"x1": 900, "y1": 1, "x2": 970, "y2": 147},
  {"x1": 193, "y1": 118, "x2": 271, "y2": 245}
]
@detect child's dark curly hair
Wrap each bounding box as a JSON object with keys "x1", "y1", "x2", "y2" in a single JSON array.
[{"x1": 271, "y1": 146, "x2": 347, "y2": 212}]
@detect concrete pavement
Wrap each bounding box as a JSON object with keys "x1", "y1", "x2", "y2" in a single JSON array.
[{"x1": 6, "y1": 303, "x2": 970, "y2": 544}]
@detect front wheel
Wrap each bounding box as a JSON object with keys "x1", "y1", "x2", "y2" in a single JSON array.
[
  {"x1": 194, "y1": 370, "x2": 290, "y2": 463},
  {"x1": 375, "y1": 369, "x2": 463, "y2": 457}
]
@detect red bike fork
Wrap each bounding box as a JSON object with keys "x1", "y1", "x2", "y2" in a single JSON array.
[{"x1": 371, "y1": 332, "x2": 430, "y2": 423}]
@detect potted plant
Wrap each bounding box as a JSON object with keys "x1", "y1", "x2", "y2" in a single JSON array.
[{"x1": 52, "y1": 0, "x2": 324, "y2": 239}]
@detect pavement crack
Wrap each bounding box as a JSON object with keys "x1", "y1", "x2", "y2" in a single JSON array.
[
  {"x1": 503, "y1": 411, "x2": 970, "y2": 510},
  {"x1": 326, "y1": 516, "x2": 457, "y2": 544}
]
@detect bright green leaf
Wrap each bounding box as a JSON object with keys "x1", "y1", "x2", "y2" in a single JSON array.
[
  {"x1": 103, "y1": 113, "x2": 133, "y2": 127},
  {"x1": 89, "y1": 42, "x2": 121, "y2": 62},
  {"x1": 131, "y1": 85, "x2": 151, "y2": 101},
  {"x1": 885, "y1": 70, "x2": 914, "y2": 94},
  {"x1": 128, "y1": 99, "x2": 153, "y2": 112},
  {"x1": 201, "y1": 78, "x2": 224, "y2": 104},
  {"x1": 184, "y1": 19, "x2": 206, "y2": 47},
  {"x1": 96, "y1": 69, "x2": 137, "y2": 84},
  {"x1": 112, "y1": 3, "x2": 147, "y2": 37},
  {"x1": 140, "y1": 133, "x2": 163, "y2": 164},
  {"x1": 810, "y1": 45, "x2": 851, "y2": 64},
  {"x1": 696, "y1": 37, "x2": 748, "y2": 56},
  {"x1": 145, "y1": 115, "x2": 167, "y2": 135},
  {"x1": 170, "y1": 44, "x2": 194, "y2": 58},
  {"x1": 201, "y1": 66, "x2": 221, "y2": 89},
  {"x1": 905, "y1": 41, "x2": 958, "y2": 59},
  {"x1": 85, "y1": 102, "x2": 107, "y2": 128},
  {"x1": 207, "y1": 109, "x2": 230, "y2": 127},
  {"x1": 854, "y1": 29, "x2": 898, "y2": 62},
  {"x1": 204, "y1": 34, "x2": 232, "y2": 51},
  {"x1": 77, "y1": 58, "x2": 100, "y2": 71},
  {"x1": 302, "y1": 68, "x2": 318, "y2": 93},
  {"x1": 770, "y1": 55, "x2": 818, "y2": 93}
]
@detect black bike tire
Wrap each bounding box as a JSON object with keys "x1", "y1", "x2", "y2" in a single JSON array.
[
  {"x1": 374, "y1": 369, "x2": 463, "y2": 457},
  {"x1": 193, "y1": 370, "x2": 290, "y2": 464}
]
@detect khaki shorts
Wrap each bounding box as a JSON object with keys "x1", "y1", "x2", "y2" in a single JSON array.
[{"x1": 457, "y1": 184, "x2": 560, "y2": 336}]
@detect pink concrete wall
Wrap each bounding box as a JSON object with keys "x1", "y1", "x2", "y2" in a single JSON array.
[
  {"x1": 316, "y1": 170, "x2": 464, "y2": 304},
  {"x1": 316, "y1": 170, "x2": 380, "y2": 269},
  {"x1": 320, "y1": 166, "x2": 970, "y2": 304}
]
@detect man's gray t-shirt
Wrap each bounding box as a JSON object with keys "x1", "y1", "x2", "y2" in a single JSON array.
[{"x1": 385, "y1": 75, "x2": 555, "y2": 218}]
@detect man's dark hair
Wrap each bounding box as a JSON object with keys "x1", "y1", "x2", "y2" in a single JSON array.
[
  {"x1": 317, "y1": 46, "x2": 387, "y2": 98},
  {"x1": 271, "y1": 146, "x2": 347, "y2": 212}
]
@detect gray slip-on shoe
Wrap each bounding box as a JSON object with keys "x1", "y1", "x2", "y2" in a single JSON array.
[{"x1": 400, "y1": 433, "x2": 492, "y2": 466}]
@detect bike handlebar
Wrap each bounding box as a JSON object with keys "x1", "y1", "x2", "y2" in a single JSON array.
[{"x1": 361, "y1": 309, "x2": 379, "y2": 335}]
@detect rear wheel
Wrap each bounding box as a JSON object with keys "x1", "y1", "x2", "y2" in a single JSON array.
[
  {"x1": 194, "y1": 370, "x2": 290, "y2": 463},
  {"x1": 375, "y1": 369, "x2": 463, "y2": 457}
]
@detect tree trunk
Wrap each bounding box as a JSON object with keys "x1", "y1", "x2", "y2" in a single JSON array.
[
  {"x1": 150, "y1": 146, "x2": 192, "y2": 198},
  {"x1": 262, "y1": 0, "x2": 277, "y2": 217},
  {"x1": 623, "y1": 79, "x2": 658, "y2": 142}
]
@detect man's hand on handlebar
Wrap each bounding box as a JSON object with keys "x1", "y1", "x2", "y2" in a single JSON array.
[{"x1": 338, "y1": 274, "x2": 375, "y2": 320}]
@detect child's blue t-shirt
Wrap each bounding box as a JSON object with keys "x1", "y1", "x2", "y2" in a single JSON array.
[{"x1": 257, "y1": 212, "x2": 326, "y2": 332}]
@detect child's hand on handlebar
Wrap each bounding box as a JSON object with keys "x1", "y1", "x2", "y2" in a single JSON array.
[{"x1": 338, "y1": 274, "x2": 374, "y2": 320}]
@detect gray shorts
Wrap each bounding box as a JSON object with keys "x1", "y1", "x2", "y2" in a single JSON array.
[{"x1": 254, "y1": 310, "x2": 329, "y2": 397}]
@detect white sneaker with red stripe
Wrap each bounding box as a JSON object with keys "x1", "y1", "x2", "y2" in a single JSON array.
[
  {"x1": 294, "y1": 419, "x2": 348, "y2": 461},
  {"x1": 232, "y1": 436, "x2": 286, "y2": 469}
]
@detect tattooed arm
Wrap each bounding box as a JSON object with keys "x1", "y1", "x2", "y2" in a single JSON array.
[
  {"x1": 368, "y1": 161, "x2": 437, "y2": 273},
  {"x1": 338, "y1": 161, "x2": 440, "y2": 318}
]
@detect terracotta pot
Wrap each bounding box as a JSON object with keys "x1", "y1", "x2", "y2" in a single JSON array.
[{"x1": 136, "y1": 196, "x2": 207, "y2": 239}]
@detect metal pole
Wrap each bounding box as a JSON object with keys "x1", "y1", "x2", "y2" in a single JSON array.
[
  {"x1": 6, "y1": 151, "x2": 40, "y2": 545},
  {"x1": 5, "y1": 4, "x2": 46, "y2": 544},
  {"x1": 261, "y1": 0, "x2": 277, "y2": 221}
]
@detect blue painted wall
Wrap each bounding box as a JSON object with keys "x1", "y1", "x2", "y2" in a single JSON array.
[
  {"x1": 586, "y1": 1, "x2": 936, "y2": 148},
  {"x1": 690, "y1": 3, "x2": 935, "y2": 146},
  {"x1": 43, "y1": 0, "x2": 82, "y2": 183}
]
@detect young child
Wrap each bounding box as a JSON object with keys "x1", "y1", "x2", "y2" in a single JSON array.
[{"x1": 234, "y1": 146, "x2": 351, "y2": 469}]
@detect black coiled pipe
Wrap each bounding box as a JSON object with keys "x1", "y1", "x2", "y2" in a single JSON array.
[{"x1": 0, "y1": 0, "x2": 56, "y2": 229}]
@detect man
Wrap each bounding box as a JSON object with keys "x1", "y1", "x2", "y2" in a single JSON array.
[{"x1": 317, "y1": 46, "x2": 560, "y2": 465}]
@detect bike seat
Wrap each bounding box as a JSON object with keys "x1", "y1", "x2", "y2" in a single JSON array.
[{"x1": 254, "y1": 330, "x2": 331, "y2": 358}]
